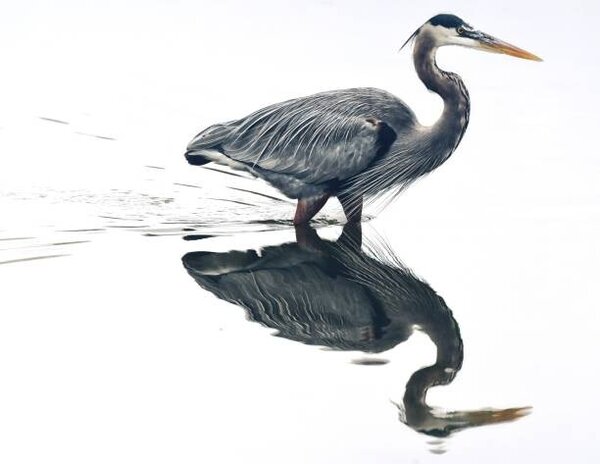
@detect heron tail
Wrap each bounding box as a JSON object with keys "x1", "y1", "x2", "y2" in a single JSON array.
[
  {"x1": 184, "y1": 123, "x2": 232, "y2": 166},
  {"x1": 184, "y1": 151, "x2": 212, "y2": 166}
]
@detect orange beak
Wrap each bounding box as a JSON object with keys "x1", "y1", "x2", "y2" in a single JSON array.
[{"x1": 475, "y1": 32, "x2": 543, "y2": 62}]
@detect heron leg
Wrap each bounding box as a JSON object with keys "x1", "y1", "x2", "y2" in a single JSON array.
[
  {"x1": 338, "y1": 193, "x2": 363, "y2": 223},
  {"x1": 293, "y1": 194, "x2": 330, "y2": 225}
]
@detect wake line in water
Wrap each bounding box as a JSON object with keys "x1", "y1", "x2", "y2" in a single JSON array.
[
  {"x1": 0, "y1": 166, "x2": 345, "y2": 268},
  {"x1": 0, "y1": 254, "x2": 69, "y2": 266}
]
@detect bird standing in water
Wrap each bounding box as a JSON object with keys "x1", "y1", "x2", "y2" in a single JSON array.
[{"x1": 185, "y1": 14, "x2": 541, "y2": 224}]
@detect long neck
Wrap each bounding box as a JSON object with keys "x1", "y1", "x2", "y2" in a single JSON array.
[
  {"x1": 413, "y1": 36, "x2": 470, "y2": 161},
  {"x1": 337, "y1": 35, "x2": 471, "y2": 202}
]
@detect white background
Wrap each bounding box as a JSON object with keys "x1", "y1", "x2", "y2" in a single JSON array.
[{"x1": 1, "y1": 1, "x2": 599, "y2": 463}]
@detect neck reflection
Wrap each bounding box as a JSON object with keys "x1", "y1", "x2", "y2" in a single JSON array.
[{"x1": 182, "y1": 224, "x2": 529, "y2": 439}]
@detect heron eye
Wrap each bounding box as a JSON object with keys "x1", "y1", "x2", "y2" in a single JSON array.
[{"x1": 457, "y1": 26, "x2": 465, "y2": 35}]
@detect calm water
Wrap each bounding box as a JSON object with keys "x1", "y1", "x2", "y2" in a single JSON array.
[
  {"x1": 2, "y1": 2, "x2": 600, "y2": 462},
  {"x1": 1, "y1": 151, "x2": 598, "y2": 462}
]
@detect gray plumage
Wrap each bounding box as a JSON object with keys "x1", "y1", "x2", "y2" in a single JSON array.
[
  {"x1": 185, "y1": 14, "x2": 540, "y2": 223},
  {"x1": 182, "y1": 224, "x2": 461, "y2": 355},
  {"x1": 186, "y1": 88, "x2": 413, "y2": 200}
]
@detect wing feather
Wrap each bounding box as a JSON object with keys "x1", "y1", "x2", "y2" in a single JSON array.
[{"x1": 187, "y1": 88, "x2": 416, "y2": 187}]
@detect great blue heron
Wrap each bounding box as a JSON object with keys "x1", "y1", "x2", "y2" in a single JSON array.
[
  {"x1": 185, "y1": 14, "x2": 541, "y2": 224},
  {"x1": 182, "y1": 225, "x2": 530, "y2": 438}
]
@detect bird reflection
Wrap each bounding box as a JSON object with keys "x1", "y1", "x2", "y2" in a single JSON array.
[{"x1": 182, "y1": 224, "x2": 529, "y2": 438}]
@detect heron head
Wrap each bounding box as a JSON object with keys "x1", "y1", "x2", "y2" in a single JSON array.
[{"x1": 403, "y1": 14, "x2": 542, "y2": 62}]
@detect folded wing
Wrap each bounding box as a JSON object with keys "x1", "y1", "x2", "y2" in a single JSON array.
[{"x1": 186, "y1": 88, "x2": 407, "y2": 186}]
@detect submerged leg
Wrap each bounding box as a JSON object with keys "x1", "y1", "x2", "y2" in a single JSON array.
[
  {"x1": 293, "y1": 195, "x2": 330, "y2": 225},
  {"x1": 338, "y1": 193, "x2": 363, "y2": 223},
  {"x1": 294, "y1": 224, "x2": 324, "y2": 250}
]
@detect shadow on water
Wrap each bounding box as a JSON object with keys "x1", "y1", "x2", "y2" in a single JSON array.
[{"x1": 182, "y1": 224, "x2": 530, "y2": 451}]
